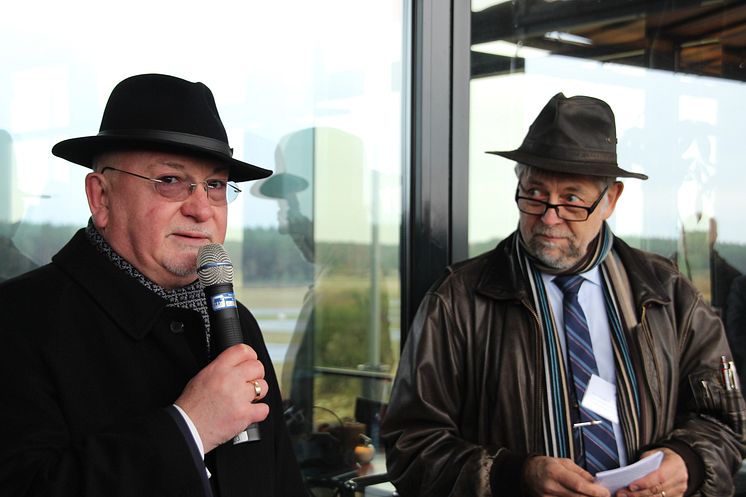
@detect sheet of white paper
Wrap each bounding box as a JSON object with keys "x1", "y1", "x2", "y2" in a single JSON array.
[
  {"x1": 581, "y1": 374, "x2": 619, "y2": 424},
  {"x1": 595, "y1": 451, "x2": 664, "y2": 494}
]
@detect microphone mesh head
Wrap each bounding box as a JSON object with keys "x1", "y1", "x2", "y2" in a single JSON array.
[{"x1": 197, "y1": 243, "x2": 234, "y2": 286}]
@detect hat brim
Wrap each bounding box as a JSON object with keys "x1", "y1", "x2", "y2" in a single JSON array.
[
  {"x1": 487, "y1": 150, "x2": 648, "y2": 180},
  {"x1": 52, "y1": 134, "x2": 272, "y2": 182},
  {"x1": 250, "y1": 173, "x2": 309, "y2": 200}
]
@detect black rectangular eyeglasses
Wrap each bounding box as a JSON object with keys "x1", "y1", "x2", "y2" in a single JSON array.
[{"x1": 514, "y1": 183, "x2": 609, "y2": 222}]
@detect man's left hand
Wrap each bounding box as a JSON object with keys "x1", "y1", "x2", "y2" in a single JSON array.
[{"x1": 615, "y1": 448, "x2": 688, "y2": 497}]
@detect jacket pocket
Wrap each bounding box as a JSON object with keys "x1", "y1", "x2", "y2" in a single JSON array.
[{"x1": 688, "y1": 369, "x2": 746, "y2": 438}]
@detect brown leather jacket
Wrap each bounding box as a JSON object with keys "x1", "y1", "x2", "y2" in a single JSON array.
[{"x1": 382, "y1": 233, "x2": 746, "y2": 497}]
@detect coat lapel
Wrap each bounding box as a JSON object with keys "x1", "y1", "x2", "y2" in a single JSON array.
[{"x1": 52, "y1": 229, "x2": 206, "y2": 371}]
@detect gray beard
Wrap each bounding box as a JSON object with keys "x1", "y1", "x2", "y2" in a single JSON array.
[
  {"x1": 526, "y1": 237, "x2": 582, "y2": 270},
  {"x1": 163, "y1": 260, "x2": 198, "y2": 278}
]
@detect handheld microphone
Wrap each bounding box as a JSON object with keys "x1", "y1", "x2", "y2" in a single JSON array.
[{"x1": 197, "y1": 243, "x2": 261, "y2": 443}]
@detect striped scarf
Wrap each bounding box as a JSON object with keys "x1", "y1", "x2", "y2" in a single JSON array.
[{"x1": 515, "y1": 222, "x2": 642, "y2": 462}]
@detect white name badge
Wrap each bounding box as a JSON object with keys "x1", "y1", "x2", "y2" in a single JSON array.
[{"x1": 581, "y1": 374, "x2": 619, "y2": 424}]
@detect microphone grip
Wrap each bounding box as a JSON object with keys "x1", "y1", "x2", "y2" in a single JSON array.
[
  {"x1": 204, "y1": 282, "x2": 261, "y2": 443},
  {"x1": 204, "y1": 283, "x2": 243, "y2": 352}
]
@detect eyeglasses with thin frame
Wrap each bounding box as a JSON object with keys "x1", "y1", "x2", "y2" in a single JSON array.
[
  {"x1": 100, "y1": 166, "x2": 241, "y2": 205},
  {"x1": 514, "y1": 183, "x2": 609, "y2": 222}
]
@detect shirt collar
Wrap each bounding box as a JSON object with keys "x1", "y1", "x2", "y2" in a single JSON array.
[{"x1": 541, "y1": 265, "x2": 602, "y2": 288}]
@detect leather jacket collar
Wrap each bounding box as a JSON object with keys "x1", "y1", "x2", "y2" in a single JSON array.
[{"x1": 474, "y1": 232, "x2": 672, "y2": 311}]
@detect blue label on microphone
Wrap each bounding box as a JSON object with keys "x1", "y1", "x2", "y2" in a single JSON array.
[{"x1": 210, "y1": 292, "x2": 237, "y2": 310}]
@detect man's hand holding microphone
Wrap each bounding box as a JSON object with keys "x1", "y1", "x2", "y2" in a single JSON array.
[
  {"x1": 175, "y1": 343, "x2": 268, "y2": 453},
  {"x1": 175, "y1": 243, "x2": 266, "y2": 452}
]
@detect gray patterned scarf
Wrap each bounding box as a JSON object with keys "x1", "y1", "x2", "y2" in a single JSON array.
[{"x1": 85, "y1": 220, "x2": 211, "y2": 355}]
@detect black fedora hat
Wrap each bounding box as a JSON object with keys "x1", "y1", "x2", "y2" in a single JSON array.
[
  {"x1": 52, "y1": 73, "x2": 271, "y2": 182},
  {"x1": 487, "y1": 92, "x2": 647, "y2": 180}
]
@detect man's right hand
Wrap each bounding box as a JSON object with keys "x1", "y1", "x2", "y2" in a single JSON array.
[
  {"x1": 523, "y1": 456, "x2": 611, "y2": 497},
  {"x1": 175, "y1": 344, "x2": 269, "y2": 453}
]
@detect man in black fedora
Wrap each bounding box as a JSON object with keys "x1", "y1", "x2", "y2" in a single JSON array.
[
  {"x1": 0, "y1": 74, "x2": 306, "y2": 496},
  {"x1": 382, "y1": 93, "x2": 746, "y2": 497}
]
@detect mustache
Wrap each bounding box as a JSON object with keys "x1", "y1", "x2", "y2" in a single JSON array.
[
  {"x1": 532, "y1": 226, "x2": 573, "y2": 239},
  {"x1": 172, "y1": 226, "x2": 214, "y2": 238}
]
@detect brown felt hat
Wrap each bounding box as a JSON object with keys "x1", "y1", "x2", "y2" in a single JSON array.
[{"x1": 488, "y1": 92, "x2": 647, "y2": 180}]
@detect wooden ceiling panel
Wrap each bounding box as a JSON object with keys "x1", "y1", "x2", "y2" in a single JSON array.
[{"x1": 472, "y1": 0, "x2": 746, "y2": 81}]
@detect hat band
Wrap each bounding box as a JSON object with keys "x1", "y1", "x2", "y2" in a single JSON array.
[
  {"x1": 97, "y1": 129, "x2": 233, "y2": 157},
  {"x1": 521, "y1": 141, "x2": 616, "y2": 164}
]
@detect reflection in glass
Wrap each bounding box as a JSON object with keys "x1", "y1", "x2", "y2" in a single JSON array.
[
  {"x1": 0, "y1": 129, "x2": 37, "y2": 282},
  {"x1": 250, "y1": 127, "x2": 397, "y2": 481}
]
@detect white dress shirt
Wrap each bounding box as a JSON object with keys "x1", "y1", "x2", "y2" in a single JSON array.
[{"x1": 173, "y1": 404, "x2": 211, "y2": 477}]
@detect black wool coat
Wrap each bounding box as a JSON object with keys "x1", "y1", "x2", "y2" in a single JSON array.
[{"x1": 0, "y1": 229, "x2": 307, "y2": 497}]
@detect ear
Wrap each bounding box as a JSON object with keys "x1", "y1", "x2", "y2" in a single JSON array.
[
  {"x1": 601, "y1": 181, "x2": 624, "y2": 220},
  {"x1": 85, "y1": 172, "x2": 110, "y2": 230}
]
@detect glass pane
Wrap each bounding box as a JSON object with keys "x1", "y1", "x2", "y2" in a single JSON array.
[
  {"x1": 469, "y1": 0, "x2": 746, "y2": 393},
  {"x1": 248, "y1": 127, "x2": 402, "y2": 481},
  {"x1": 1, "y1": 0, "x2": 404, "y2": 488}
]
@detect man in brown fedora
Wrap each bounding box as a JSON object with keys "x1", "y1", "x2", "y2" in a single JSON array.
[
  {"x1": 0, "y1": 74, "x2": 306, "y2": 496},
  {"x1": 382, "y1": 93, "x2": 745, "y2": 497}
]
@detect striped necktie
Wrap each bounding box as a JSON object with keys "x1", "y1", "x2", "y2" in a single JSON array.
[{"x1": 554, "y1": 274, "x2": 619, "y2": 474}]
